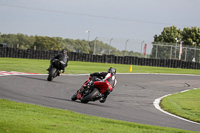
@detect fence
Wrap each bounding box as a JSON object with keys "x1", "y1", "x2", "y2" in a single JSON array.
[
  {"x1": 0, "y1": 47, "x2": 200, "y2": 69},
  {"x1": 150, "y1": 44, "x2": 200, "y2": 62},
  {"x1": 1, "y1": 37, "x2": 199, "y2": 63},
  {"x1": 96, "y1": 38, "x2": 200, "y2": 63}
]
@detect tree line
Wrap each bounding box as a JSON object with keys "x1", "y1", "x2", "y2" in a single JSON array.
[
  {"x1": 0, "y1": 33, "x2": 144, "y2": 57},
  {"x1": 1, "y1": 26, "x2": 199, "y2": 58}
]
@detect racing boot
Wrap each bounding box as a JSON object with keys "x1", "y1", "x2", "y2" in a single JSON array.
[
  {"x1": 61, "y1": 69, "x2": 65, "y2": 73},
  {"x1": 57, "y1": 71, "x2": 60, "y2": 76},
  {"x1": 99, "y1": 89, "x2": 110, "y2": 103},
  {"x1": 47, "y1": 64, "x2": 52, "y2": 71},
  {"x1": 99, "y1": 94, "x2": 107, "y2": 103}
]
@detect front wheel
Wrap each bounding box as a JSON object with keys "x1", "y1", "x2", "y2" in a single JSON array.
[
  {"x1": 71, "y1": 92, "x2": 78, "y2": 101},
  {"x1": 47, "y1": 67, "x2": 57, "y2": 81},
  {"x1": 81, "y1": 88, "x2": 99, "y2": 103}
]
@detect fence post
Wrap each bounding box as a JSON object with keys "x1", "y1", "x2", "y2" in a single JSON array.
[{"x1": 156, "y1": 45, "x2": 158, "y2": 59}]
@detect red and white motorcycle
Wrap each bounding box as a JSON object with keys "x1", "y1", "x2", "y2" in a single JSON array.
[{"x1": 71, "y1": 76, "x2": 111, "y2": 103}]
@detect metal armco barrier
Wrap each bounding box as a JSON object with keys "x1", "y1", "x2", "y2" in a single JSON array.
[{"x1": 0, "y1": 47, "x2": 199, "y2": 69}]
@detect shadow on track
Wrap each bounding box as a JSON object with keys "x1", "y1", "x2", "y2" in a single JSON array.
[
  {"x1": 17, "y1": 75, "x2": 64, "y2": 83},
  {"x1": 42, "y1": 95, "x2": 110, "y2": 107}
]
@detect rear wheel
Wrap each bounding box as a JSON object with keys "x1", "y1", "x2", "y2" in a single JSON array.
[
  {"x1": 81, "y1": 88, "x2": 99, "y2": 103},
  {"x1": 47, "y1": 67, "x2": 57, "y2": 81}
]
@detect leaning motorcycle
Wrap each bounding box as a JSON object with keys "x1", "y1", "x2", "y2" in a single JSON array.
[
  {"x1": 47, "y1": 59, "x2": 65, "y2": 81},
  {"x1": 71, "y1": 76, "x2": 110, "y2": 103}
]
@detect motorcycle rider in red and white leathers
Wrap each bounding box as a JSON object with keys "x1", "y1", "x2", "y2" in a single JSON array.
[{"x1": 89, "y1": 67, "x2": 117, "y2": 103}]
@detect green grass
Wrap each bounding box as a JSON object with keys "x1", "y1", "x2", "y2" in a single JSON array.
[
  {"x1": 0, "y1": 99, "x2": 197, "y2": 133},
  {"x1": 0, "y1": 58, "x2": 49, "y2": 74},
  {"x1": 161, "y1": 88, "x2": 200, "y2": 123},
  {"x1": 1, "y1": 57, "x2": 200, "y2": 75},
  {"x1": 1, "y1": 57, "x2": 200, "y2": 133}
]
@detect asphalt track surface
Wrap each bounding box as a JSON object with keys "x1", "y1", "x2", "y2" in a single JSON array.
[{"x1": 0, "y1": 73, "x2": 200, "y2": 132}]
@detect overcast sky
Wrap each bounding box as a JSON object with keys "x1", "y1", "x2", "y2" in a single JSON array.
[{"x1": 0, "y1": 0, "x2": 200, "y2": 46}]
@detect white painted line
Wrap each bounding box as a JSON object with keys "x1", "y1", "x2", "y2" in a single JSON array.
[
  {"x1": 153, "y1": 89, "x2": 200, "y2": 125},
  {"x1": 180, "y1": 90, "x2": 189, "y2": 93},
  {"x1": 0, "y1": 71, "x2": 89, "y2": 77}
]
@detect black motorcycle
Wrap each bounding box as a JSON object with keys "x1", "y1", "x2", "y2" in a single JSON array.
[{"x1": 47, "y1": 59, "x2": 65, "y2": 81}]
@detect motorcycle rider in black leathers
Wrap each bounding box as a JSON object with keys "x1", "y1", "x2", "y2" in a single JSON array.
[
  {"x1": 47, "y1": 49, "x2": 68, "y2": 74},
  {"x1": 90, "y1": 67, "x2": 117, "y2": 103}
]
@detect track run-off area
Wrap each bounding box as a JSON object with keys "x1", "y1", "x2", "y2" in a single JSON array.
[{"x1": 0, "y1": 71, "x2": 200, "y2": 132}]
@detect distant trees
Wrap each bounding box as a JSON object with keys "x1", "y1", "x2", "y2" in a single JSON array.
[
  {"x1": 0, "y1": 33, "x2": 142, "y2": 56},
  {"x1": 0, "y1": 33, "x2": 35, "y2": 49},
  {"x1": 2, "y1": 26, "x2": 198, "y2": 59},
  {"x1": 34, "y1": 36, "x2": 61, "y2": 51},
  {"x1": 182, "y1": 27, "x2": 200, "y2": 46},
  {"x1": 0, "y1": 33, "x2": 96, "y2": 52},
  {"x1": 153, "y1": 26, "x2": 200, "y2": 46},
  {"x1": 154, "y1": 26, "x2": 182, "y2": 43}
]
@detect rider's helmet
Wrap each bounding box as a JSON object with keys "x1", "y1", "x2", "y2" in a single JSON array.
[
  {"x1": 107, "y1": 67, "x2": 116, "y2": 75},
  {"x1": 61, "y1": 49, "x2": 67, "y2": 54}
]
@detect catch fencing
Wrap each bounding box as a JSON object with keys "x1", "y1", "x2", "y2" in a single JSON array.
[
  {"x1": 96, "y1": 37, "x2": 200, "y2": 63},
  {"x1": 0, "y1": 47, "x2": 200, "y2": 69}
]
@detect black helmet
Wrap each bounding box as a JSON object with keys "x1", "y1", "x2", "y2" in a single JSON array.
[
  {"x1": 107, "y1": 67, "x2": 116, "y2": 75},
  {"x1": 61, "y1": 49, "x2": 67, "y2": 54}
]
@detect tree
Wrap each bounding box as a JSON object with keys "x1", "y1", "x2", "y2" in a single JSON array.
[
  {"x1": 16, "y1": 33, "x2": 35, "y2": 49},
  {"x1": 182, "y1": 27, "x2": 200, "y2": 46},
  {"x1": 34, "y1": 36, "x2": 61, "y2": 51},
  {"x1": 0, "y1": 34, "x2": 18, "y2": 47},
  {"x1": 154, "y1": 26, "x2": 182, "y2": 43},
  {"x1": 0, "y1": 32, "x2": 148, "y2": 57}
]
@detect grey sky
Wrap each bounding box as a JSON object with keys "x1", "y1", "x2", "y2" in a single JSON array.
[{"x1": 0, "y1": 0, "x2": 200, "y2": 44}]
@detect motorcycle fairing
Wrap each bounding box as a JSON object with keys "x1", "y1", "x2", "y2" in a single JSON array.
[
  {"x1": 93, "y1": 81, "x2": 108, "y2": 94},
  {"x1": 104, "y1": 80, "x2": 113, "y2": 91},
  {"x1": 76, "y1": 79, "x2": 90, "y2": 99},
  {"x1": 77, "y1": 90, "x2": 82, "y2": 99}
]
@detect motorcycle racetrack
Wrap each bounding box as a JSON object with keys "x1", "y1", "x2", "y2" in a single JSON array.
[{"x1": 0, "y1": 73, "x2": 200, "y2": 132}]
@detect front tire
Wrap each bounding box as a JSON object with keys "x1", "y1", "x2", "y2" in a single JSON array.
[
  {"x1": 71, "y1": 92, "x2": 78, "y2": 101},
  {"x1": 47, "y1": 67, "x2": 57, "y2": 81},
  {"x1": 81, "y1": 88, "x2": 99, "y2": 103}
]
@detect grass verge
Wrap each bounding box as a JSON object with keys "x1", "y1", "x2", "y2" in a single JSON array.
[
  {"x1": 0, "y1": 57, "x2": 200, "y2": 75},
  {"x1": 0, "y1": 99, "x2": 197, "y2": 133},
  {"x1": 161, "y1": 88, "x2": 200, "y2": 123}
]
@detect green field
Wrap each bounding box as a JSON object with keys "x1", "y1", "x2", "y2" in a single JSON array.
[
  {"x1": 161, "y1": 88, "x2": 200, "y2": 123},
  {"x1": 0, "y1": 99, "x2": 197, "y2": 133},
  {"x1": 0, "y1": 57, "x2": 200, "y2": 133},
  {"x1": 1, "y1": 57, "x2": 200, "y2": 75}
]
